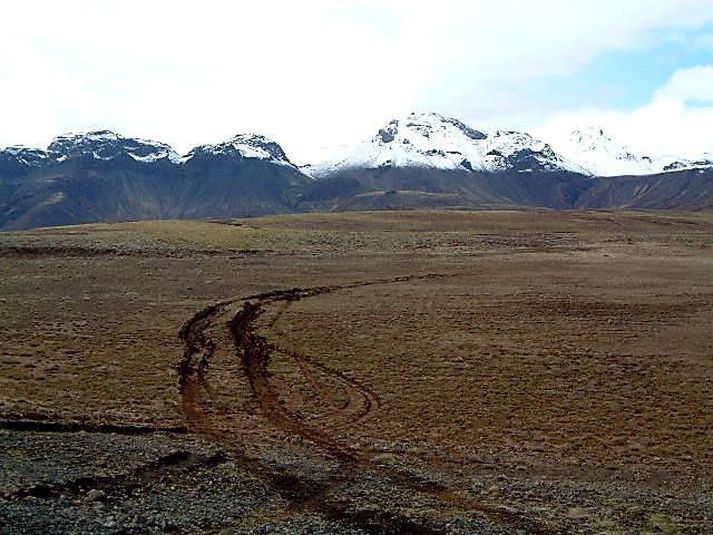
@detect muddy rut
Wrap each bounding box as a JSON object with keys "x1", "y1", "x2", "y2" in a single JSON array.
[
  {"x1": 177, "y1": 273, "x2": 553, "y2": 534},
  {"x1": 177, "y1": 275, "x2": 439, "y2": 461}
]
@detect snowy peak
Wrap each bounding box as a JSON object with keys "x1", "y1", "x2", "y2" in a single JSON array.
[
  {"x1": 553, "y1": 127, "x2": 658, "y2": 177},
  {"x1": 553, "y1": 127, "x2": 713, "y2": 176},
  {"x1": 569, "y1": 128, "x2": 642, "y2": 161},
  {"x1": 373, "y1": 112, "x2": 487, "y2": 146},
  {"x1": 0, "y1": 146, "x2": 53, "y2": 167},
  {"x1": 48, "y1": 130, "x2": 122, "y2": 154},
  {"x1": 0, "y1": 131, "x2": 298, "y2": 173},
  {"x1": 310, "y1": 112, "x2": 584, "y2": 177},
  {"x1": 661, "y1": 150, "x2": 713, "y2": 173},
  {"x1": 484, "y1": 130, "x2": 587, "y2": 173},
  {"x1": 181, "y1": 134, "x2": 294, "y2": 167},
  {"x1": 2, "y1": 120, "x2": 710, "y2": 180},
  {"x1": 48, "y1": 130, "x2": 180, "y2": 163}
]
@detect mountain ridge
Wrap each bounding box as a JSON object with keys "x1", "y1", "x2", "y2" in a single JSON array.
[
  {"x1": 1, "y1": 115, "x2": 712, "y2": 230},
  {"x1": 308, "y1": 112, "x2": 588, "y2": 177},
  {"x1": 3, "y1": 114, "x2": 712, "y2": 178},
  {"x1": 308, "y1": 112, "x2": 713, "y2": 178}
]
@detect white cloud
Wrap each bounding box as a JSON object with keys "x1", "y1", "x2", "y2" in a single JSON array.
[
  {"x1": 534, "y1": 66, "x2": 713, "y2": 159},
  {"x1": 1, "y1": 1, "x2": 713, "y2": 163},
  {"x1": 655, "y1": 65, "x2": 713, "y2": 102}
]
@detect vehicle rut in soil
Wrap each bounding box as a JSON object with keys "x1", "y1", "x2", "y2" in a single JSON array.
[{"x1": 177, "y1": 273, "x2": 554, "y2": 534}]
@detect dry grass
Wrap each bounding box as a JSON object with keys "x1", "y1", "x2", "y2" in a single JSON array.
[
  {"x1": 1, "y1": 210, "x2": 711, "y2": 488},
  {"x1": 268, "y1": 250, "x2": 712, "y2": 481}
]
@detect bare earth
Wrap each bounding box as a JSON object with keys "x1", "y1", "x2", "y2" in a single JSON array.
[{"x1": 1, "y1": 210, "x2": 711, "y2": 534}]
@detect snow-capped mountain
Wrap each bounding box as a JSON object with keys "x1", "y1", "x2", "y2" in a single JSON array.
[
  {"x1": 551, "y1": 127, "x2": 713, "y2": 177},
  {"x1": 1, "y1": 130, "x2": 181, "y2": 169},
  {"x1": 180, "y1": 134, "x2": 296, "y2": 168},
  {"x1": 0, "y1": 131, "x2": 300, "y2": 171},
  {"x1": 1, "y1": 117, "x2": 712, "y2": 231},
  {"x1": 0, "y1": 146, "x2": 53, "y2": 167},
  {"x1": 308, "y1": 114, "x2": 713, "y2": 179},
  {"x1": 309, "y1": 112, "x2": 587, "y2": 177},
  {"x1": 552, "y1": 128, "x2": 661, "y2": 177},
  {"x1": 662, "y1": 152, "x2": 713, "y2": 172},
  {"x1": 0, "y1": 130, "x2": 312, "y2": 230},
  {"x1": 48, "y1": 130, "x2": 180, "y2": 164},
  {"x1": 2, "y1": 120, "x2": 709, "y2": 179}
]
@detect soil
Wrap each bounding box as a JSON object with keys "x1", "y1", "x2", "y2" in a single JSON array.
[{"x1": 1, "y1": 210, "x2": 711, "y2": 533}]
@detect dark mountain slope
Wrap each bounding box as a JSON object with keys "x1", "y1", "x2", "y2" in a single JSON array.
[
  {"x1": 298, "y1": 167, "x2": 595, "y2": 211},
  {"x1": 0, "y1": 132, "x2": 312, "y2": 230},
  {"x1": 575, "y1": 169, "x2": 713, "y2": 211}
]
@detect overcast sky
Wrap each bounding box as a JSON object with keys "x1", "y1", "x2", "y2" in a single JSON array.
[{"x1": 1, "y1": 0, "x2": 712, "y2": 163}]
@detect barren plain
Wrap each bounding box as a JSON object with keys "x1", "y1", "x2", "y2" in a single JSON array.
[{"x1": 1, "y1": 210, "x2": 711, "y2": 534}]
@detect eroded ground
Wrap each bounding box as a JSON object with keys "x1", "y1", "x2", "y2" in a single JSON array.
[{"x1": 1, "y1": 210, "x2": 711, "y2": 533}]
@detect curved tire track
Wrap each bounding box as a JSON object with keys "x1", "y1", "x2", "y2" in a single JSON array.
[
  {"x1": 177, "y1": 273, "x2": 554, "y2": 534},
  {"x1": 267, "y1": 299, "x2": 381, "y2": 425},
  {"x1": 279, "y1": 346, "x2": 381, "y2": 425},
  {"x1": 228, "y1": 299, "x2": 360, "y2": 462}
]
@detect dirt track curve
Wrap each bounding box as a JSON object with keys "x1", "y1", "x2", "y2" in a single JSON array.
[{"x1": 177, "y1": 273, "x2": 554, "y2": 534}]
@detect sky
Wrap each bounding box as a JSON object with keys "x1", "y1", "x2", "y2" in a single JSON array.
[{"x1": 1, "y1": 0, "x2": 712, "y2": 163}]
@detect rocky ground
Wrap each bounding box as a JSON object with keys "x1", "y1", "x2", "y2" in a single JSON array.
[{"x1": 2, "y1": 426, "x2": 710, "y2": 533}]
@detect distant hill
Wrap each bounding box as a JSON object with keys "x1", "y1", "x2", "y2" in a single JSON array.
[
  {"x1": 1, "y1": 115, "x2": 712, "y2": 230},
  {"x1": 0, "y1": 132, "x2": 310, "y2": 230}
]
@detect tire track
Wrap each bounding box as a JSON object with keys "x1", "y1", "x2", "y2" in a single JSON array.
[
  {"x1": 228, "y1": 299, "x2": 360, "y2": 463},
  {"x1": 279, "y1": 346, "x2": 381, "y2": 424},
  {"x1": 276, "y1": 346, "x2": 350, "y2": 412},
  {"x1": 177, "y1": 299, "x2": 236, "y2": 440},
  {"x1": 177, "y1": 300, "x2": 231, "y2": 391},
  {"x1": 225, "y1": 274, "x2": 446, "y2": 448},
  {"x1": 267, "y1": 298, "x2": 381, "y2": 425},
  {"x1": 176, "y1": 275, "x2": 444, "y2": 469},
  {"x1": 177, "y1": 273, "x2": 555, "y2": 534}
]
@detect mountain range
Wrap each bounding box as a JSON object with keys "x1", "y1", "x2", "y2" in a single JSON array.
[{"x1": 1, "y1": 112, "x2": 712, "y2": 230}]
